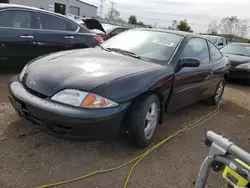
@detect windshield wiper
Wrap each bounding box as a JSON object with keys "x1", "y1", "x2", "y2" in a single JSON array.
[
  {"x1": 106, "y1": 48, "x2": 141, "y2": 59},
  {"x1": 231, "y1": 53, "x2": 247, "y2": 56},
  {"x1": 97, "y1": 45, "x2": 112, "y2": 52}
]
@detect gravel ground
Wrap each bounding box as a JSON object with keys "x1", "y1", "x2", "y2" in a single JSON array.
[{"x1": 0, "y1": 74, "x2": 249, "y2": 188}]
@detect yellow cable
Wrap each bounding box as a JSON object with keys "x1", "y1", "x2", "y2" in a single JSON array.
[{"x1": 37, "y1": 106, "x2": 219, "y2": 188}]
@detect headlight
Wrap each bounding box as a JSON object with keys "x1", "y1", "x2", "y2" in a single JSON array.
[
  {"x1": 19, "y1": 65, "x2": 28, "y2": 81},
  {"x1": 236, "y1": 63, "x2": 250, "y2": 69},
  {"x1": 51, "y1": 89, "x2": 119, "y2": 108}
]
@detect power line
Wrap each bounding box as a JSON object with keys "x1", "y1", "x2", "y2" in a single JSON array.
[
  {"x1": 109, "y1": 1, "x2": 116, "y2": 19},
  {"x1": 99, "y1": 0, "x2": 106, "y2": 18},
  {"x1": 117, "y1": 7, "x2": 190, "y2": 17}
]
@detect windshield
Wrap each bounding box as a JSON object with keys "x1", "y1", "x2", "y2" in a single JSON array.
[
  {"x1": 205, "y1": 37, "x2": 218, "y2": 44},
  {"x1": 220, "y1": 43, "x2": 250, "y2": 57},
  {"x1": 101, "y1": 30, "x2": 183, "y2": 64}
]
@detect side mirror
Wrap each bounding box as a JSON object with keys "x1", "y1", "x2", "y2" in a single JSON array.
[
  {"x1": 110, "y1": 32, "x2": 116, "y2": 36},
  {"x1": 218, "y1": 42, "x2": 224, "y2": 46},
  {"x1": 179, "y1": 58, "x2": 200, "y2": 69}
]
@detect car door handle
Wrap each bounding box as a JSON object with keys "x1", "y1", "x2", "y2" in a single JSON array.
[
  {"x1": 20, "y1": 35, "x2": 34, "y2": 39},
  {"x1": 64, "y1": 36, "x2": 74, "y2": 39}
]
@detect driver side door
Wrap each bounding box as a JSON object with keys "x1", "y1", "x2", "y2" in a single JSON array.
[{"x1": 168, "y1": 37, "x2": 213, "y2": 112}]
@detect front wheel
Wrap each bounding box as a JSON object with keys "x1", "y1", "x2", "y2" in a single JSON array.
[
  {"x1": 206, "y1": 79, "x2": 225, "y2": 105},
  {"x1": 127, "y1": 94, "x2": 160, "y2": 148}
]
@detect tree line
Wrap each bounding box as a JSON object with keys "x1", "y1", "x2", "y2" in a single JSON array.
[
  {"x1": 105, "y1": 7, "x2": 249, "y2": 41},
  {"x1": 207, "y1": 16, "x2": 249, "y2": 42}
]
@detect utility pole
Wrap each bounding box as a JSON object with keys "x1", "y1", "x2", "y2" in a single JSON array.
[
  {"x1": 109, "y1": 1, "x2": 116, "y2": 20},
  {"x1": 99, "y1": 0, "x2": 105, "y2": 18}
]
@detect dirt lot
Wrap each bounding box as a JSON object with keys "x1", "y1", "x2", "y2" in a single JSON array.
[{"x1": 0, "y1": 74, "x2": 250, "y2": 188}]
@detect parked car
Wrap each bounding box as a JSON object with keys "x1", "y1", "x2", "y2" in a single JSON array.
[
  {"x1": 203, "y1": 35, "x2": 228, "y2": 49},
  {"x1": 220, "y1": 42, "x2": 250, "y2": 84},
  {"x1": 0, "y1": 4, "x2": 103, "y2": 69},
  {"x1": 94, "y1": 24, "x2": 129, "y2": 41},
  {"x1": 9, "y1": 29, "x2": 230, "y2": 147},
  {"x1": 66, "y1": 15, "x2": 106, "y2": 34}
]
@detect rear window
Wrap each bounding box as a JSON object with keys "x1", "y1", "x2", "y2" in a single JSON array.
[
  {"x1": 102, "y1": 24, "x2": 116, "y2": 33},
  {"x1": 35, "y1": 12, "x2": 67, "y2": 31},
  {"x1": 205, "y1": 36, "x2": 218, "y2": 44}
]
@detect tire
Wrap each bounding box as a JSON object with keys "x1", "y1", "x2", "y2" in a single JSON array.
[
  {"x1": 127, "y1": 94, "x2": 160, "y2": 148},
  {"x1": 206, "y1": 78, "x2": 225, "y2": 105}
]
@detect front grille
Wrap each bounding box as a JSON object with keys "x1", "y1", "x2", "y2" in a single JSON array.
[{"x1": 22, "y1": 84, "x2": 48, "y2": 99}]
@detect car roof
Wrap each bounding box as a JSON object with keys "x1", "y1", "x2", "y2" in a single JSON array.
[
  {"x1": 102, "y1": 24, "x2": 127, "y2": 29},
  {"x1": 202, "y1": 35, "x2": 222, "y2": 38},
  {"x1": 135, "y1": 28, "x2": 201, "y2": 37},
  {"x1": 230, "y1": 42, "x2": 250, "y2": 45},
  {"x1": 0, "y1": 3, "x2": 66, "y2": 17}
]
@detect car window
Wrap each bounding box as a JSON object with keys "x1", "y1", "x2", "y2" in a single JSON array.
[
  {"x1": 181, "y1": 38, "x2": 209, "y2": 63},
  {"x1": 35, "y1": 12, "x2": 67, "y2": 31},
  {"x1": 223, "y1": 38, "x2": 227, "y2": 45},
  {"x1": 113, "y1": 28, "x2": 124, "y2": 34},
  {"x1": 205, "y1": 36, "x2": 218, "y2": 44},
  {"x1": 0, "y1": 10, "x2": 32, "y2": 29},
  {"x1": 208, "y1": 41, "x2": 223, "y2": 61},
  {"x1": 220, "y1": 43, "x2": 250, "y2": 57},
  {"x1": 218, "y1": 38, "x2": 223, "y2": 45},
  {"x1": 67, "y1": 22, "x2": 78, "y2": 31}
]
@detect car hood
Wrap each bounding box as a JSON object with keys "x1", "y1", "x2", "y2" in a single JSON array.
[
  {"x1": 223, "y1": 53, "x2": 250, "y2": 67},
  {"x1": 23, "y1": 48, "x2": 161, "y2": 97}
]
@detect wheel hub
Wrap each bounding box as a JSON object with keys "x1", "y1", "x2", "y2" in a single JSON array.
[
  {"x1": 144, "y1": 102, "x2": 158, "y2": 140},
  {"x1": 215, "y1": 81, "x2": 224, "y2": 102}
]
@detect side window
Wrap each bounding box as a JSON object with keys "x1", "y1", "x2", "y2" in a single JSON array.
[
  {"x1": 181, "y1": 38, "x2": 209, "y2": 63},
  {"x1": 35, "y1": 12, "x2": 67, "y2": 31},
  {"x1": 0, "y1": 10, "x2": 32, "y2": 29},
  {"x1": 113, "y1": 28, "x2": 124, "y2": 34},
  {"x1": 67, "y1": 21, "x2": 78, "y2": 32},
  {"x1": 218, "y1": 38, "x2": 223, "y2": 45},
  {"x1": 208, "y1": 41, "x2": 223, "y2": 62}
]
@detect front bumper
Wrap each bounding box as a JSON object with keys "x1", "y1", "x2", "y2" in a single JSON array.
[
  {"x1": 229, "y1": 67, "x2": 250, "y2": 80},
  {"x1": 8, "y1": 76, "x2": 129, "y2": 140}
]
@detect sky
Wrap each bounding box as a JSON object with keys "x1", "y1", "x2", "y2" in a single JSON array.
[{"x1": 83, "y1": 0, "x2": 250, "y2": 34}]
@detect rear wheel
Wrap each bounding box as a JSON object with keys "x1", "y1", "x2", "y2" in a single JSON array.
[
  {"x1": 127, "y1": 94, "x2": 160, "y2": 148},
  {"x1": 206, "y1": 79, "x2": 225, "y2": 105}
]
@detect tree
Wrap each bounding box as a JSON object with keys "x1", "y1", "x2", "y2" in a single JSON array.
[
  {"x1": 129, "y1": 15, "x2": 137, "y2": 24},
  {"x1": 177, "y1": 19, "x2": 193, "y2": 32},
  {"x1": 207, "y1": 20, "x2": 218, "y2": 35},
  {"x1": 137, "y1": 21, "x2": 145, "y2": 26},
  {"x1": 168, "y1": 20, "x2": 177, "y2": 30},
  {"x1": 236, "y1": 20, "x2": 248, "y2": 38},
  {"x1": 219, "y1": 16, "x2": 249, "y2": 41}
]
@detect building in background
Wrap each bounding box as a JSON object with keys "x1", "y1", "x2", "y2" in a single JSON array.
[{"x1": 2, "y1": 0, "x2": 97, "y2": 17}]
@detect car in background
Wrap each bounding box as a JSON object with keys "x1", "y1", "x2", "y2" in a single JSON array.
[
  {"x1": 95, "y1": 24, "x2": 129, "y2": 41},
  {"x1": 220, "y1": 42, "x2": 250, "y2": 84},
  {"x1": 9, "y1": 29, "x2": 230, "y2": 147},
  {"x1": 203, "y1": 35, "x2": 228, "y2": 49},
  {"x1": 66, "y1": 14, "x2": 106, "y2": 34},
  {"x1": 0, "y1": 4, "x2": 103, "y2": 69}
]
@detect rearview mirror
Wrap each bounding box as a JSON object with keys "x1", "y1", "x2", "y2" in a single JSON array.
[{"x1": 179, "y1": 58, "x2": 200, "y2": 68}]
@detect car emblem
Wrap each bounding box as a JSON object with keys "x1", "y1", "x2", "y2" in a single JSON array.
[{"x1": 29, "y1": 81, "x2": 36, "y2": 86}]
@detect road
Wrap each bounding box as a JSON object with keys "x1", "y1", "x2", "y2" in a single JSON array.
[{"x1": 0, "y1": 74, "x2": 249, "y2": 188}]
